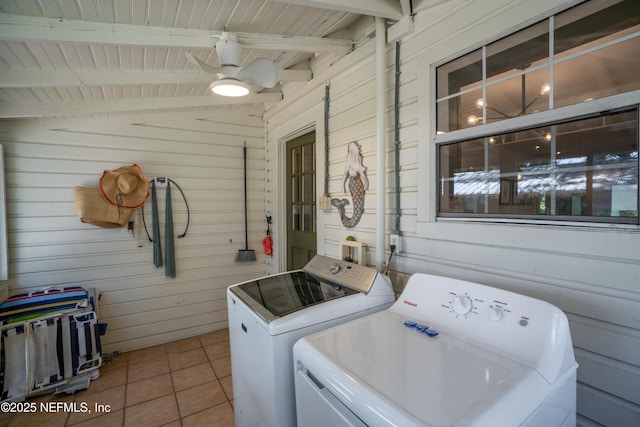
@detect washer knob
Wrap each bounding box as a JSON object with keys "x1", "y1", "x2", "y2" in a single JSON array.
[
  {"x1": 329, "y1": 263, "x2": 341, "y2": 275},
  {"x1": 451, "y1": 295, "x2": 473, "y2": 316},
  {"x1": 489, "y1": 306, "x2": 503, "y2": 321}
]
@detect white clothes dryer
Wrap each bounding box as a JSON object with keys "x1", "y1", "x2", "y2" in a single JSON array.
[
  {"x1": 294, "y1": 273, "x2": 578, "y2": 427},
  {"x1": 227, "y1": 255, "x2": 395, "y2": 427}
]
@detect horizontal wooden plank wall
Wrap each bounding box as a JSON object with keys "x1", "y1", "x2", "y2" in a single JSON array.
[
  {"x1": 0, "y1": 145, "x2": 7, "y2": 288},
  {"x1": 264, "y1": 34, "x2": 381, "y2": 271},
  {"x1": 0, "y1": 106, "x2": 267, "y2": 353},
  {"x1": 265, "y1": 1, "x2": 640, "y2": 425},
  {"x1": 0, "y1": 0, "x2": 637, "y2": 424}
]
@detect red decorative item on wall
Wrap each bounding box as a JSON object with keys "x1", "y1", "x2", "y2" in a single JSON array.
[
  {"x1": 263, "y1": 235, "x2": 273, "y2": 256},
  {"x1": 263, "y1": 215, "x2": 273, "y2": 256}
]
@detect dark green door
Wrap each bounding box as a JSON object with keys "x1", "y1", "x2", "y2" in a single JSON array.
[{"x1": 286, "y1": 132, "x2": 317, "y2": 270}]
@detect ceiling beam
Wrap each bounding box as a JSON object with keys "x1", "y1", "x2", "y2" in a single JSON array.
[
  {"x1": 0, "y1": 13, "x2": 352, "y2": 53},
  {"x1": 399, "y1": 0, "x2": 413, "y2": 16},
  {"x1": 271, "y1": 0, "x2": 404, "y2": 20},
  {"x1": 0, "y1": 68, "x2": 312, "y2": 88},
  {"x1": 0, "y1": 93, "x2": 283, "y2": 119}
]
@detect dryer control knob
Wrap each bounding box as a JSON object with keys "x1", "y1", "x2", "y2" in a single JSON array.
[
  {"x1": 488, "y1": 306, "x2": 503, "y2": 321},
  {"x1": 451, "y1": 295, "x2": 473, "y2": 316}
]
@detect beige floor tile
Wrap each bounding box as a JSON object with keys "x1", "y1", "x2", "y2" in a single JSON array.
[
  {"x1": 0, "y1": 412, "x2": 12, "y2": 427},
  {"x1": 126, "y1": 373, "x2": 174, "y2": 407},
  {"x1": 28, "y1": 390, "x2": 76, "y2": 404},
  {"x1": 204, "y1": 340, "x2": 230, "y2": 361},
  {"x1": 126, "y1": 344, "x2": 166, "y2": 364},
  {"x1": 168, "y1": 348, "x2": 208, "y2": 371},
  {"x1": 171, "y1": 363, "x2": 217, "y2": 392},
  {"x1": 5, "y1": 409, "x2": 68, "y2": 427},
  {"x1": 124, "y1": 394, "x2": 179, "y2": 427},
  {"x1": 219, "y1": 375, "x2": 233, "y2": 401},
  {"x1": 181, "y1": 401, "x2": 235, "y2": 427},
  {"x1": 176, "y1": 380, "x2": 228, "y2": 418},
  {"x1": 164, "y1": 336, "x2": 201, "y2": 354},
  {"x1": 198, "y1": 329, "x2": 230, "y2": 347},
  {"x1": 88, "y1": 366, "x2": 127, "y2": 393},
  {"x1": 67, "y1": 384, "x2": 126, "y2": 425},
  {"x1": 101, "y1": 352, "x2": 130, "y2": 370},
  {"x1": 15, "y1": 389, "x2": 75, "y2": 426},
  {"x1": 211, "y1": 356, "x2": 232, "y2": 379},
  {"x1": 127, "y1": 357, "x2": 170, "y2": 383},
  {"x1": 66, "y1": 409, "x2": 124, "y2": 427}
]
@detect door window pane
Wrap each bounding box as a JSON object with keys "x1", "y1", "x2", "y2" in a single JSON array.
[
  {"x1": 302, "y1": 205, "x2": 314, "y2": 232},
  {"x1": 292, "y1": 147, "x2": 301, "y2": 174},
  {"x1": 303, "y1": 143, "x2": 315, "y2": 173},
  {"x1": 292, "y1": 176, "x2": 300, "y2": 202},
  {"x1": 302, "y1": 175, "x2": 314, "y2": 203},
  {"x1": 292, "y1": 205, "x2": 300, "y2": 231}
]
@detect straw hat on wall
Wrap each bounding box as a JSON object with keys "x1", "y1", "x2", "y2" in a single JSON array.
[
  {"x1": 99, "y1": 164, "x2": 149, "y2": 209},
  {"x1": 74, "y1": 164, "x2": 150, "y2": 228}
]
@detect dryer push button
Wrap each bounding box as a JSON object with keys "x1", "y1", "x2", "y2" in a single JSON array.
[{"x1": 403, "y1": 320, "x2": 438, "y2": 337}]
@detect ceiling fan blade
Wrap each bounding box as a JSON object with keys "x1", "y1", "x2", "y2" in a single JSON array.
[
  {"x1": 237, "y1": 58, "x2": 278, "y2": 88},
  {"x1": 185, "y1": 52, "x2": 218, "y2": 74}
]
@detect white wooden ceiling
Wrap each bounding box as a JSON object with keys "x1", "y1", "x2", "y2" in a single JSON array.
[{"x1": 0, "y1": 0, "x2": 412, "y2": 119}]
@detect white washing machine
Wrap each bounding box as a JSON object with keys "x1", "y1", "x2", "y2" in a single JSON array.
[
  {"x1": 227, "y1": 255, "x2": 395, "y2": 427},
  {"x1": 294, "y1": 273, "x2": 578, "y2": 427}
]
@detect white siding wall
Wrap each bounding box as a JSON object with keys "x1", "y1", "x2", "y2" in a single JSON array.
[
  {"x1": 265, "y1": 36, "x2": 381, "y2": 271},
  {"x1": 0, "y1": 107, "x2": 267, "y2": 353},
  {"x1": 265, "y1": 1, "x2": 640, "y2": 425},
  {"x1": 0, "y1": 144, "x2": 8, "y2": 289},
  {"x1": 0, "y1": 0, "x2": 637, "y2": 424}
]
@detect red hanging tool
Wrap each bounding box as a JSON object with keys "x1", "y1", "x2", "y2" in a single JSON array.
[{"x1": 263, "y1": 216, "x2": 273, "y2": 256}]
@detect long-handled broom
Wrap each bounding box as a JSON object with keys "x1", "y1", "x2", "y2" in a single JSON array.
[{"x1": 236, "y1": 143, "x2": 256, "y2": 262}]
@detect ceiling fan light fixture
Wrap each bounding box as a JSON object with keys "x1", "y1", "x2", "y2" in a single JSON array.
[
  {"x1": 540, "y1": 82, "x2": 551, "y2": 95},
  {"x1": 210, "y1": 79, "x2": 250, "y2": 97}
]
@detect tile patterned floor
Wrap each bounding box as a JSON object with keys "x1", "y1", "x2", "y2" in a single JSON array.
[{"x1": 0, "y1": 329, "x2": 234, "y2": 427}]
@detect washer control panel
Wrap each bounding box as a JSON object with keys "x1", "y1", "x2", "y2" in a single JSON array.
[{"x1": 303, "y1": 254, "x2": 378, "y2": 294}]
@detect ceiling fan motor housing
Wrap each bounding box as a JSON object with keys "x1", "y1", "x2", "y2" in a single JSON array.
[{"x1": 216, "y1": 32, "x2": 242, "y2": 67}]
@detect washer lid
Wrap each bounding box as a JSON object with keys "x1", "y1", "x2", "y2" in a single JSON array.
[
  {"x1": 294, "y1": 310, "x2": 550, "y2": 427},
  {"x1": 229, "y1": 270, "x2": 358, "y2": 323}
]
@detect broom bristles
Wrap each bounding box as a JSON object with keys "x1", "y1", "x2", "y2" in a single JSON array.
[{"x1": 236, "y1": 249, "x2": 256, "y2": 262}]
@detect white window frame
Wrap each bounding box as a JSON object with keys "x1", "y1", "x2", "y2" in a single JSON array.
[{"x1": 421, "y1": 4, "x2": 640, "y2": 231}]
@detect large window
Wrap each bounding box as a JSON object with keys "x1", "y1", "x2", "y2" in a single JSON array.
[{"x1": 435, "y1": 0, "x2": 639, "y2": 224}]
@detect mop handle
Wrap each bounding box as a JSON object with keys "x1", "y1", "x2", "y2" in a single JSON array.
[{"x1": 243, "y1": 144, "x2": 249, "y2": 249}]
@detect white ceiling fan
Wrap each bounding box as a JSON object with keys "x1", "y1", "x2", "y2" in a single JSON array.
[{"x1": 187, "y1": 32, "x2": 278, "y2": 97}]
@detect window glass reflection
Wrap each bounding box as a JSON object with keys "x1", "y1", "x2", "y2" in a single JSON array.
[{"x1": 439, "y1": 110, "x2": 638, "y2": 222}]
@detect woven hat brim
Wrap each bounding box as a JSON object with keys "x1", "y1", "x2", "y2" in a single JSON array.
[{"x1": 99, "y1": 163, "x2": 150, "y2": 209}]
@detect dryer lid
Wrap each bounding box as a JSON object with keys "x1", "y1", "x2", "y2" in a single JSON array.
[{"x1": 294, "y1": 310, "x2": 552, "y2": 427}]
